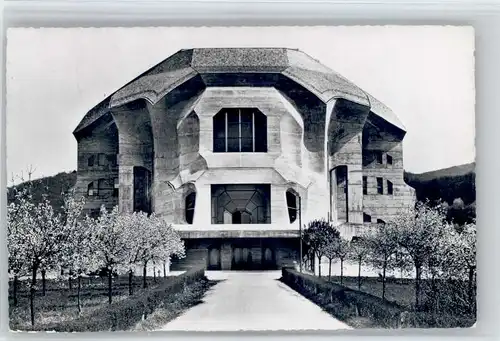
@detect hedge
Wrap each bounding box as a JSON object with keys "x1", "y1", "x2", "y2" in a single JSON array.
[
  {"x1": 37, "y1": 267, "x2": 206, "y2": 332},
  {"x1": 281, "y1": 268, "x2": 475, "y2": 328}
]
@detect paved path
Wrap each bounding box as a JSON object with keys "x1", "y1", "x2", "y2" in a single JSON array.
[{"x1": 160, "y1": 271, "x2": 351, "y2": 331}]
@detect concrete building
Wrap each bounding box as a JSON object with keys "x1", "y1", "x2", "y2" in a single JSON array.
[{"x1": 73, "y1": 48, "x2": 415, "y2": 271}]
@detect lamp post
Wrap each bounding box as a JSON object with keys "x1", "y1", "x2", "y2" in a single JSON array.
[{"x1": 299, "y1": 195, "x2": 303, "y2": 273}]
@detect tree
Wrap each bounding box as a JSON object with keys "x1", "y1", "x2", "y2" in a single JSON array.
[
  {"x1": 303, "y1": 219, "x2": 339, "y2": 277},
  {"x1": 333, "y1": 237, "x2": 350, "y2": 285},
  {"x1": 23, "y1": 195, "x2": 63, "y2": 326},
  {"x1": 349, "y1": 237, "x2": 369, "y2": 289},
  {"x1": 390, "y1": 202, "x2": 448, "y2": 309},
  {"x1": 364, "y1": 222, "x2": 399, "y2": 300},
  {"x1": 7, "y1": 192, "x2": 31, "y2": 306},
  {"x1": 92, "y1": 206, "x2": 129, "y2": 304},
  {"x1": 319, "y1": 227, "x2": 341, "y2": 280},
  {"x1": 59, "y1": 193, "x2": 97, "y2": 314}
]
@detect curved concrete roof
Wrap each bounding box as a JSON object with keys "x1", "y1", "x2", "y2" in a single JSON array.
[{"x1": 74, "y1": 48, "x2": 405, "y2": 134}]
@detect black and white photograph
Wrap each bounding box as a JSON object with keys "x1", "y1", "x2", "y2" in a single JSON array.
[{"x1": 6, "y1": 26, "x2": 476, "y2": 331}]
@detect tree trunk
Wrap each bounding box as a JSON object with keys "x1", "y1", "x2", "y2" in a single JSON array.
[
  {"x1": 128, "y1": 270, "x2": 133, "y2": 296},
  {"x1": 30, "y1": 264, "x2": 38, "y2": 326},
  {"x1": 107, "y1": 268, "x2": 112, "y2": 304},
  {"x1": 77, "y1": 276, "x2": 82, "y2": 314},
  {"x1": 340, "y1": 258, "x2": 344, "y2": 285},
  {"x1": 153, "y1": 265, "x2": 156, "y2": 283},
  {"x1": 468, "y1": 266, "x2": 476, "y2": 312},
  {"x1": 13, "y1": 275, "x2": 18, "y2": 306},
  {"x1": 358, "y1": 256, "x2": 362, "y2": 290},
  {"x1": 382, "y1": 260, "x2": 387, "y2": 300},
  {"x1": 41, "y1": 269, "x2": 46, "y2": 296},
  {"x1": 328, "y1": 258, "x2": 332, "y2": 280},
  {"x1": 68, "y1": 274, "x2": 72, "y2": 291},
  {"x1": 415, "y1": 264, "x2": 422, "y2": 310},
  {"x1": 163, "y1": 261, "x2": 167, "y2": 278},
  {"x1": 318, "y1": 255, "x2": 321, "y2": 277},
  {"x1": 143, "y1": 262, "x2": 148, "y2": 289}
]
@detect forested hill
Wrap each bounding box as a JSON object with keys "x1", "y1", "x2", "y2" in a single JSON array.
[
  {"x1": 404, "y1": 162, "x2": 476, "y2": 225},
  {"x1": 404, "y1": 162, "x2": 476, "y2": 205},
  {"x1": 7, "y1": 171, "x2": 77, "y2": 213}
]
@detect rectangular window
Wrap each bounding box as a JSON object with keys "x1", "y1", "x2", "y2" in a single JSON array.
[
  {"x1": 376, "y1": 151, "x2": 383, "y2": 164},
  {"x1": 88, "y1": 155, "x2": 95, "y2": 167},
  {"x1": 87, "y1": 182, "x2": 95, "y2": 196},
  {"x1": 213, "y1": 108, "x2": 267, "y2": 153},
  {"x1": 377, "y1": 177, "x2": 383, "y2": 194},
  {"x1": 98, "y1": 153, "x2": 107, "y2": 166},
  {"x1": 387, "y1": 154, "x2": 393, "y2": 165},
  {"x1": 362, "y1": 176, "x2": 367, "y2": 195},
  {"x1": 387, "y1": 180, "x2": 394, "y2": 195}
]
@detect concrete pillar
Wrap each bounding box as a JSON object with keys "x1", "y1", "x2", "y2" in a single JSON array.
[
  {"x1": 221, "y1": 243, "x2": 232, "y2": 270},
  {"x1": 193, "y1": 183, "x2": 212, "y2": 226},
  {"x1": 118, "y1": 165, "x2": 134, "y2": 213}
]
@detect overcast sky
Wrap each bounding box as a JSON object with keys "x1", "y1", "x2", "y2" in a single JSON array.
[{"x1": 6, "y1": 26, "x2": 475, "y2": 182}]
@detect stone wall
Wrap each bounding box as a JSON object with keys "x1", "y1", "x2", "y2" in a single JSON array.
[
  {"x1": 74, "y1": 114, "x2": 119, "y2": 213},
  {"x1": 361, "y1": 114, "x2": 416, "y2": 223}
]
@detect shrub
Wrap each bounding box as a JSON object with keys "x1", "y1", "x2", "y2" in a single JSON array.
[
  {"x1": 35, "y1": 267, "x2": 205, "y2": 332},
  {"x1": 281, "y1": 268, "x2": 475, "y2": 328}
]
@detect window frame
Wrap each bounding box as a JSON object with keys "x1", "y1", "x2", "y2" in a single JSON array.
[
  {"x1": 387, "y1": 180, "x2": 394, "y2": 195},
  {"x1": 377, "y1": 177, "x2": 384, "y2": 194},
  {"x1": 213, "y1": 108, "x2": 267, "y2": 153},
  {"x1": 185, "y1": 192, "x2": 196, "y2": 224}
]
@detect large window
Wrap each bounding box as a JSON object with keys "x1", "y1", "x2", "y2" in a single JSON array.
[
  {"x1": 377, "y1": 177, "x2": 384, "y2": 194},
  {"x1": 213, "y1": 108, "x2": 267, "y2": 153},
  {"x1": 185, "y1": 192, "x2": 196, "y2": 224},
  {"x1": 286, "y1": 189, "x2": 299, "y2": 223},
  {"x1": 211, "y1": 184, "x2": 271, "y2": 224}
]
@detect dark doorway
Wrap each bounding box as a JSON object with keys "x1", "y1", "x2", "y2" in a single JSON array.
[
  {"x1": 133, "y1": 166, "x2": 152, "y2": 213},
  {"x1": 232, "y1": 211, "x2": 242, "y2": 224}
]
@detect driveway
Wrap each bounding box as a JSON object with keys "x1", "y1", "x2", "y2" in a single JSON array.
[{"x1": 160, "y1": 271, "x2": 351, "y2": 331}]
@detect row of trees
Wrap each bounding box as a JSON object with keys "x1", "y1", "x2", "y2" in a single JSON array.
[
  {"x1": 7, "y1": 183, "x2": 185, "y2": 326},
  {"x1": 302, "y1": 202, "x2": 476, "y2": 314}
]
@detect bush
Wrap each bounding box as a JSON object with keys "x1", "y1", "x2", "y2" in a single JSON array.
[
  {"x1": 282, "y1": 268, "x2": 403, "y2": 328},
  {"x1": 35, "y1": 267, "x2": 205, "y2": 332},
  {"x1": 281, "y1": 268, "x2": 474, "y2": 328}
]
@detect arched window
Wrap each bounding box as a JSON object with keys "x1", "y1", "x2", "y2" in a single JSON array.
[
  {"x1": 87, "y1": 182, "x2": 95, "y2": 196},
  {"x1": 185, "y1": 192, "x2": 196, "y2": 224},
  {"x1": 377, "y1": 219, "x2": 386, "y2": 225},
  {"x1": 213, "y1": 108, "x2": 267, "y2": 153},
  {"x1": 286, "y1": 189, "x2": 299, "y2": 223}
]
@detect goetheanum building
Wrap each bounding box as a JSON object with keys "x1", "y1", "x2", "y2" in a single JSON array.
[{"x1": 73, "y1": 48, "x2": 415, "y2": 271}]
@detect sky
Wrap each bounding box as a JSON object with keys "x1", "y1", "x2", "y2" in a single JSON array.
[{"x1": 5, "y1": 26, "x2": 475, "y2": 183}]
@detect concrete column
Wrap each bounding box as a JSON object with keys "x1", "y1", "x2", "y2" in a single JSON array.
[
  {"x1": 193, "y1": 183, "x2": 212, "y2": 226},
  {"x1": 119, "y1": 165, "x2": 134, "y2": 213},
  {"x1": 220, "y1": 243, "x2": 232, "y2": 270},
  {"x1": 329, "y1": 169, "x2": 338, "y2": 223},
  {"x1": 347, "y1": 166, "x2": 364, "y2": 224}
]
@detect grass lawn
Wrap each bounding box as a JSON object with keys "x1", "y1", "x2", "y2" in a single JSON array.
[
  {"x1": 9, "y1": 275, "x2": 173, "y2": 331},
  {"x1": 326, "y1": 276, "x2": 417, "y2": 308}
]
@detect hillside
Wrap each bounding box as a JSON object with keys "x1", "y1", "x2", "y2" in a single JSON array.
[
  {"x1": 406, "y1": 162, "x2": 476, "y2": 183},
  {"x1": 405, "y1": 162, "x2": 476, "y2": 225},
  {"x1": 7, "y1": 171, "x2": 77, "y2": 213}
]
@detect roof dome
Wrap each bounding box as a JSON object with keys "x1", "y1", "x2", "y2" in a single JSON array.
[{"x1": 74, "y1": 48, "x2": 405, "y2": 134}]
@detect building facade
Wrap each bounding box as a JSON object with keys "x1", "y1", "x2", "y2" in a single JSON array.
[{"x1": 73, "y1": 48, "x2": 415, "y2": 270}]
